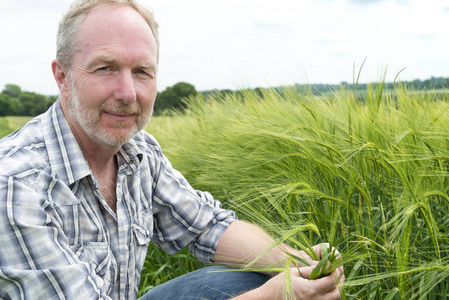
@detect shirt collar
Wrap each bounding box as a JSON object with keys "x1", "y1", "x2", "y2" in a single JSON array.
[
  {"x1": 117, "y1": 138, "x2": 144, "y2": 173},
  {"x1": 41, "y1": 99, "x2": 91, "y2": 186},
  {"x1": 42, "y1": 99, "x2": 145, "y2": 185}
]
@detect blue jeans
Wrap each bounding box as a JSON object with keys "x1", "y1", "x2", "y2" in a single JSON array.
[{"x1": 139, "y1": 265, "x2": 271, "y2": 300}]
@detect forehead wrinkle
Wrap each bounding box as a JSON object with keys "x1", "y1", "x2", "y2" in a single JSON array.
[
  {"x1": 73, "y1": 6, "x2": 158, "y2": 70},
  {"x1": 86, "y1": 49, "x2": 156, "y2": 70}
]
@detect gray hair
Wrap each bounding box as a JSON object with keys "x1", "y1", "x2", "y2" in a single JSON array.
[{"x1": 56, "y1": 0, "x2": 159, "y2": 70}]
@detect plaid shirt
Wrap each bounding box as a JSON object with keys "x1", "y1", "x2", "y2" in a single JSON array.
[{"x1": 0, "y1": 100, "x2": 237, "y2": 300}]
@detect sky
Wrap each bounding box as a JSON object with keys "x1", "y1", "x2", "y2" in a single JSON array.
[{"x1": 0, "y1": 0, "x2": 448, "y2": 96}]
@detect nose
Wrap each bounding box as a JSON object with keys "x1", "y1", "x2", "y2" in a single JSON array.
[{"x1": 115, "y1": 71, "x2": 137, "y2": 103}]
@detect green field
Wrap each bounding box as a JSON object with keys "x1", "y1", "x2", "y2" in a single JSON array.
[
  {"x1": 0, "y1": 116, "x2": 31, "y2": 138},
  {"x1": 145, "y1": 85, "x2": 449, "y2": 299},
  {"x1": 3, "y1": 85, "x2": 449, "y2": 299}
]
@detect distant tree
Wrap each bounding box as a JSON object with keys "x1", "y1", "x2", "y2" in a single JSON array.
[
  {"x1": 0, "y1": 93, "x2": 24, "y2": 116},
  {"x1": 0, "y1": 94, "x2": 14, "y2": 116},
  {"x1": 20, "y1": 92, "x2": 48, "y2": 116},
  {"x1": 2, "y1": 84, "x2": 22, "y2": 98},
  {"x1": 154, "y1": 82, "x2": 197, "y2": 114}
]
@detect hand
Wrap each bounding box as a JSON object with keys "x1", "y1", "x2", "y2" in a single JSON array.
[
  {"x1": 258, "y1": 265, "x2": 344, "y2": 300},
  {"x1": 286, "y1": 243, "x2": 340, "y2": 269}
]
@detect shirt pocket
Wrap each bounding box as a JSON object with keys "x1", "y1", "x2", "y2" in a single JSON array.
[
  {"x1": 71, "y1": 241, "x2": 117, "y2": 294},
  {"x1": 132, "y1": 209, "x2": 153, "y2": 271},
  {"x1": 132, "y1": 209, "x2": 153, "y2": 245}
]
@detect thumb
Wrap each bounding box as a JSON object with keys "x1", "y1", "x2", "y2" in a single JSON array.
[{"x1": 294, "y1": 266, "x2": 315, "y2": 279}]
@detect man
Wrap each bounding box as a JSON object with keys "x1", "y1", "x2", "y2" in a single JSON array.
[{"x1": 0, "y1": 1, "x2": 344, "y2": 299}]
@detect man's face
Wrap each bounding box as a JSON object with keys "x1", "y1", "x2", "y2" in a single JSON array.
[{"x1": 63, "y1": 5, "x2": 158, "y2": 147}]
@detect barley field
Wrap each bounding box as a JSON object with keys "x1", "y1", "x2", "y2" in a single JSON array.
[
  {"x1": 2, "y1": 84, "x2": 449, "y2": 299},
  {"x1": 145, "y1": 84, "x2": 449, "y2": 299}
]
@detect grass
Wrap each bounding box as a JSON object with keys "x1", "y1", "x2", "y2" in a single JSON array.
[
  {"x1": 0, "y1": 117, "x2": 12, "y2": 138},
  {"x1": 0, "y1": 116, "x2": 32, "y2": 138},
  {"x1": 7, "y1": 116, "x2": 33, "y2": 130},
  {"x1": 145, "y1": 84, "x2": 449, "y2": 299}
]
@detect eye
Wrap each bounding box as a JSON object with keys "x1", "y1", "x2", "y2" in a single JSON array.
[
  {"x1": 95, "y1": 65, "x2": 119, "y2": 74},
  {"x1": 135, "y1": 69, "x2": 156, "y2": 79},
  {"x1": 97, "y1": 66, "x2": 111, "y2": 72},
  {"x1": 135, "y1": 69, "x2": 148, "y2": 75}
]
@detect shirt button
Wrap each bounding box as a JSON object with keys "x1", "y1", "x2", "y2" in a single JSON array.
[
  {"x1": 124, "y1": 245, "x2": 129, "y2": 252},
  {"x1": 129, "y1": 159, "x2": 135, "y2": 164}
]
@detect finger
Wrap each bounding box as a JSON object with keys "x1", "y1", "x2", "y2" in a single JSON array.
[
  {"x1": 293, "y1": 265, "x2": 344, "y2": 283},
  {"x1": 292, "y1": 268, "x2": 341, "y2": 297},
  {"x1": 325, "y1": 271, "x2": 345, "y2": 300},
  {"x1": 311, "y1": 243, "x2": 325, "y2": 258},
  {"x1": 335, "y1": 267, "x2": 346, "y2": 284},
  {"x1": 292, "y1": 266, "x2": 314, "y2": 279},
  {"x1": 323, "y1": 286, "x2": 343, "y2": 300},
  {"x1": 309, "y1": 270, "x2": 339, "y2": 294},
  {"x1": 291, "y1": 250, "x2": 317, "y2": 267},
  {"x1": 336, "y1": 266, "x2": 345, "y2": 282},
  {"x1": 288, "y1": 250, "x2": 320, "y2": 269},
  {"x1": 312, "y1": 243, "x2": 342, "y2": 259}
]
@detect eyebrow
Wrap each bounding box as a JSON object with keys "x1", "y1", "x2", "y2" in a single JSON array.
[
  {"x1": 86, "y1": 55, "x2": 157, "y2": 71},
  {"x1": 138, "y1": 63, "x2": 157, "y2": 72},
  {"x1": 86, "y1": 56, "x2": 115, "y2": 69}
]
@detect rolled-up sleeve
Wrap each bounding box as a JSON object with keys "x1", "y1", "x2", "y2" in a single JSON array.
[{"x1": 149, "y1": 149, "x2": 237, "y2": 263}]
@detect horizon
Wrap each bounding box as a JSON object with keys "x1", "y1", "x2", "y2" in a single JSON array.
[{"x1": 3, "y1": 73, "x2": 448, "y2": 97}]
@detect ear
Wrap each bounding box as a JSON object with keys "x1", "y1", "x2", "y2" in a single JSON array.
[{"x1": 52, "y1": 59, "x2": 70, "y2": 100}]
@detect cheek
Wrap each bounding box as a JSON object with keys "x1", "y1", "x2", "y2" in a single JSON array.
[
  {"x1": 138, "y1": 85, "x2": 157, "y2": 110},
  {"x1": 141, "y1": 96, "x2": 156, "y2": 113},
  {"x1": 81, "y1": 86, "x2": 113, "y2": 109},
  {"x1": 77, "y1": 73, "x2": 116, "y2": 97}
]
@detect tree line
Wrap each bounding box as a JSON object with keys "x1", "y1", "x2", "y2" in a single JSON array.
[
  {"x1": 0, "y1": 84, "x2": 57, "y2": 116},
  {"x1": 1, "y1": 76, "x2": 449, "y2": 117},
  {"x1": 301, "y1": 76, "x2": 449, "y2": 96},
  {"x1": 0, "y1": 82, "x2": 198, "y2": 117}
]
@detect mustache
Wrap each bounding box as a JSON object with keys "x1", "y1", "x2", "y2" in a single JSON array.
[{"x1": 100, "y1": 103, "x2": 141, "y2": 115}]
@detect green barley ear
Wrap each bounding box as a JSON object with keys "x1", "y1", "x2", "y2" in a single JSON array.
[{"x1": 283, "y1": 258, "x2": 294, "y2": 299}]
